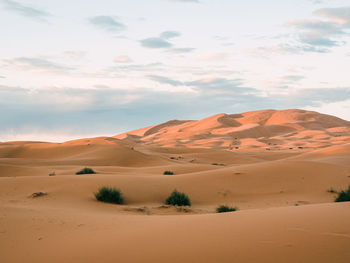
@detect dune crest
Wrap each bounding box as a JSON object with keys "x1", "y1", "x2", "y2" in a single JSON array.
[{"x1": 114, "y1": 109, "x2": 350, "y2": 150}]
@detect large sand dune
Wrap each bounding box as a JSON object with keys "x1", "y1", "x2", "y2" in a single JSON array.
[
  {"x1": 115, "y1": 109, "x2": 350, "y2": 150},
  {"x1": 0, "y1": 109, "x2": 349, "y2": 262}
]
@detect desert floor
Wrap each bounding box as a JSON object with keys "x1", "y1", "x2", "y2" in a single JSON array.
[{"x1": 0, "y1": 136, "x2": 349, "y2": 263}]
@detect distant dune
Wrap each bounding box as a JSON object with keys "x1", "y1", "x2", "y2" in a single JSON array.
[
  {"x1": 114, "y1": 109, "x2": 350, "y2": 150},
  {"x1": 0, "y1": 109, "x2": 349, "y2": 263}
]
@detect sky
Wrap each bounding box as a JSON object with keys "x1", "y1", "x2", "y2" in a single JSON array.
[{"x1": 0, "y1": 0, "x2": 350, "y2": 142}]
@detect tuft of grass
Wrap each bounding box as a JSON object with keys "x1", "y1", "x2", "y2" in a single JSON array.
[
  {"x1": 163, "y1": 171, "x2": 174, "y2": 175},
  {"x1": 335, "y1": 186, "x2": 350, "y2": 202},
  {"x1": 76, "y1": 167, "x2": 96, "y2": 175},
  {"x1": 95, "y1": 187, "x2": 124, "y2": 204},
  {"x1": 49, "y1": 172, "x2": 56, "y2": 176},
  {"x1": 165, "y1": 189, "x2": 191, "y2": 206},
  {"x1": 216, "y1": 205, "x2": 238, "y2": 213}
]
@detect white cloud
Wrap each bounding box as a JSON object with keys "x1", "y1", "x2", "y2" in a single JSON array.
[
  {"x1": 286, "y1": 7, "x2": 350, "y2": 50},
  {"x1": 140, "y1": 37, "x2": 173, "y2": 48},
  {"x1": 1, "y1": 0, "x2": 50, "y2": 21},
  {"x1": 160, "y1": 31, "x2": 181, "y2": 39},
  {"x1": 2, "y1": 56, "x2": 75, "y2": 73},
  {"x1": 315, "y1": 7, "x2": 350, "y2": 26},
  {"x1": 89, "y1": 16, "x2": 126, "y2": 32},
  {"x1": 166, "y1": 48, "x2": 195, "y2": 54}
]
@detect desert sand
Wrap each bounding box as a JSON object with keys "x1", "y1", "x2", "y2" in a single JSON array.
[{"x1": 1, "y1": 109, "x2": 350, "y2": 263}]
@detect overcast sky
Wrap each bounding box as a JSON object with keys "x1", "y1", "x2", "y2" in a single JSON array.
[{"x1": 0, "y1": 0, "x2": 349, "y2": 142}]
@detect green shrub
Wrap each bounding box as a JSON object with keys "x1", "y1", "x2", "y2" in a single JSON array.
[
  {"x1": 165, "y1": 189, "x2": 191, "y2": 206},
  {"x1": 216, "y1": 205, "x2": 238, "y2": 213},
  {"x1": 95, "y1": 187, "x2": 124, "y2": 204},
  {"x1": 335, "y1": 186, "x2": 350, "y2": 202},
  {"x1": 49, "y1": 172, "x2": 56, "y2": 176},
  {"x1": 76, "y1": 167, "x2": 96, "y2": 175},
  {"x1": 163, "y1": 171, "x2": 174, "y2": 175}
]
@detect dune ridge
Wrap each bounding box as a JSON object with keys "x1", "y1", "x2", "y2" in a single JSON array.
[{"x1": 114, "y1": 109, "x2": 350, "y2": 150}]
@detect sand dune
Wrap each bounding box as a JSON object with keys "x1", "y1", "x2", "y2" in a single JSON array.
[
  {"x1": 115, "y1": 109, "x2": 350, "y2": 150},
  {"x1": 0, "y1": 109, "x2": 349, "y2": 263}
]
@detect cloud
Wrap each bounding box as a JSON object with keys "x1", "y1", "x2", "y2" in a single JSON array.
[
  {"x1": 114, "y1": 56, "x2": 133, "y2": 63},
  {"x1": 286, "y1": 7, "x2": 350, "y2": 50},
  {"x1": 140, "y1": 37, "x2": 173, "y2": 48},
  {"x1": 148, "y1": 75, "x2": 254, "y2": 94},
  {"x1": 257, "y1": 6, "x2": 350, "y2": 56},
  {"x1": 140, "y1": 30, "x2": 186, "y2": 49},
  {"x1": 289, "y1": 87, "x2": 350, "y2": 105},
  {"x1": 187, "y1": 77, "x2": 254, "y2": 94},
  {"x1": 89, "y1": 16, "x2": 126, "y2": 32},
  {"x1": 266, "y1": 75, "x2": 306, "y2": 90},
  {"x1": 140, "y1": 31, "x2": 192, "y2": 53},
  {"x1": 287, "y1": 19, "x2": 343, "y2": 47},
  {"x1": 0, "y1": 85, "x2": 146, "y2": 113},
  {"x1": 166, "y1": 48, "x2": 195, "y2": 54},
  {"x1": 147, "y1": 74, "x2": 350, "y2": 106},
  {"x1": 1, "y1": 0, "x2": 50, "y2": 20},
  {"x1": 254, "y1": 43, "x2": 330, "y2": 56},
  {"x1": 197, "y1": 52, "x2": 229, "y2": 61},
  {"x1": 314, "y1": 7, "x2": 350, "y2": 26},
  {"x1": 0, "y1": 84, "x2": 200, "y2": 141},
  {"x1": 160, "y1": 31, "x2": 181, "y2": 39},
  {"x1": 3, "y1": 57, "x2": 74, "y2": 73},
  {"x1": 148, "y1": 75, "x2": 184, "y2": 86},
  {"x1": 280, "y1": 75, "x2": 305, "y2": 83},
  {"x1": 0, "y1": 75, "x2": 5, "y2": 78}
]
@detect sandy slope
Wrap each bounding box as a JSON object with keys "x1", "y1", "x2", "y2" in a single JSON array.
[
  {"x1": 1, "y1": 203, "x2": 349, "y2": 263},
  {"x1": 0, "y1": 109, "x2": 350, "y2": 263}
]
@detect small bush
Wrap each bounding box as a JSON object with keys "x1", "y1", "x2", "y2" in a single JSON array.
[
  {"x1": 163, "y1": 171, "x2": 174, "y2": 175},
  {"x1": 76, "y1": 167, "x2": 96, "y2": 175},
  {"x1": 165, "y1": 189, "x2": 191, "y2": 206},
  {"x1": 335, "y1": 186, "x2": 350, "y2": 202},
  {"x1": 49, "y1": 172, "x2": 56, "y2": 176},
  {"x1": 216, "y1": 205, "x2": 238, "y2": 213},
  {"x1": 95, "y1": 187, "x2": 124, "y2": 204}
]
